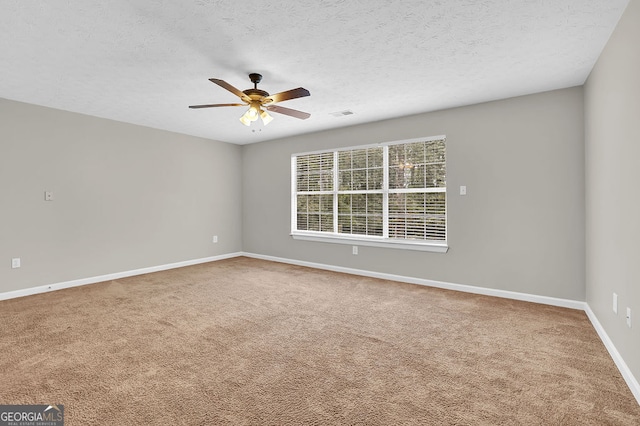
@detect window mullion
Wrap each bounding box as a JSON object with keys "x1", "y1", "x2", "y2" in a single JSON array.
[
  {"x1": 383, "y1": 145, "x2": 389, "y2": 238},
  {"x1": 333, "y1": 151, "x2": 338, "y2": 233}
]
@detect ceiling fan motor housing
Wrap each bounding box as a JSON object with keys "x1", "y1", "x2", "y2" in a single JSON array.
[
  {"x1": 245, "y1": 73, "x2": 269, "y2": 99},
  {"x1": 243, "y1": 88, "x2": 269, "y2": 99}
]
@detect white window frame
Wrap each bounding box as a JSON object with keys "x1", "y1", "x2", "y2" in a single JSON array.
[{"x1": 291, "y1": 136, "x2": 448, "y2": 253}]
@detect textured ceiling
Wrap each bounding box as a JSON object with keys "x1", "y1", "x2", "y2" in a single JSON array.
[{"x1": 0, "y1": 0, "x2": 630, "y2": 145}]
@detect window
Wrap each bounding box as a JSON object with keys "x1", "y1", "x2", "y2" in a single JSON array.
[{"x1": 292, "y1": 136, "x2": 447, "y2": 252}]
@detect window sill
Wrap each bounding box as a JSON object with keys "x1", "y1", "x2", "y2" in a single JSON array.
[{"x1": 291, "y1": 232, "x2": 448, "y2": 253}]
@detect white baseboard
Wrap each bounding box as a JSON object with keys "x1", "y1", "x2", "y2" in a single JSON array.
[
  {"x1": 241, "y1": 251, "x2": 639, "y2": 406},
  {"x1": 241, "y1": 252, "x2": 585, "y2": 310},
  {"x1": 0, "y1": 252, "x2": 243, "y2": 301},
  {"x1": 584, "y1": 305, "x2": 640, "y2": 405}
]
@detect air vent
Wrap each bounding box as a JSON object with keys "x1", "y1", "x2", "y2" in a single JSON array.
[{"x1": 330, "y1": 110, "x2": 354, "y2": 117}]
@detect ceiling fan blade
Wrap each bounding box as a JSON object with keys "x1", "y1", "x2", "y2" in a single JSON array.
[
  {"x1": 263, "y1": 87, "x2": 310, "y2": 104},
  {"x1": 189, "y1": 103, "x2": 245, "y2": 109},
  {"x1": 209, "y1": 78, "x2": 251, "y2": 102},
  {"x1": 266, "y1": 105, "x2": 311, "y2": 120}
]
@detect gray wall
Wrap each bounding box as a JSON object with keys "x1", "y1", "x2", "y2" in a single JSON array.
[
  {"x1": 1, "y1": 98, "x2": 242, "y2": 293},
  {"x1": 585, "y1": 0, "x2": 640, "y2": 383},
  {"x1": 243, "y1": 87, "x2": 585, "y2": 300}
]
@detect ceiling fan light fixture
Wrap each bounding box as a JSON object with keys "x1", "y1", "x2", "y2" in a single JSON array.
[
  {"x1": 247, "y1": 102, "x2": 260, "y2": 121},
  {"x1": 260, "y1": 109, "x2": 273, "y2": 126},
  {"x1": 239, "y1": 113, "x2": 252, "y2": 126},
  {"x1": 240, "y1": 102, "x2": 263, "y2": 126}
]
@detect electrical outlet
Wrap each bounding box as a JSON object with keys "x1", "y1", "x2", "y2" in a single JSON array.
[
  {"x1": 352, "y1": 246, "x2": 358, "y2": 255},
  {"x1": 213, "y1": 235, "x2": 218, "y2": 243},
  {"x1": 613, "y1": 293, "x2": 618, "y2": 314},
  {"x1": 11, "y1": 258, "x2": 21, "y2": 268},
  {"x1": 627, "y1": 308, "x2": 632, "y2": 328}
]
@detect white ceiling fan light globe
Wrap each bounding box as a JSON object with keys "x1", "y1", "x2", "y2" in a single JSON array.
[
  {"x1": 247, "y1": 102, "x2": 260, "y2": 121},
  {"x1": 260, "y1": 109, "x2": 274, "y2": 126},
  {"x1": 239, "y1": 113, "x2": 252, "y2": 126}
]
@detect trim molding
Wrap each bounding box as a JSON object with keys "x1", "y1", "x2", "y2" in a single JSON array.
[
  {"x1": 0, "y1": 252, "x2": 243, "y2": 301},
  {"x1": 242, "y1": 252, "x2": 585, "y2": 310},
  {"x1": 584, "y1": 305, "x2": 640, "y2": 405}
]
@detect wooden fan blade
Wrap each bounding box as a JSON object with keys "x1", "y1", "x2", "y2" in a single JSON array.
[
  {"x1": 209, "y1": 78, "x2": 251, "y2": 102},
  {"x1": 263, "y1": 87, "x2": 310, "y2": 104},
  {"x1": 266, "y1": 105, "x2": 311, "y2": 120},
  {"x1": 189, "y1": 103, "x2": 245, "y2": 109}
]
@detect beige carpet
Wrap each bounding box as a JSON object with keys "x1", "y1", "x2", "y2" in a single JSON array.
[{"x1": 0, "y1": 257, "x2": 638, "y2": 425}]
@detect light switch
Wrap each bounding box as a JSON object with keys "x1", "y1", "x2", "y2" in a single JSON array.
[
  {"x1": 460, "y1": 186, "x2": 467, "y2": 196},
  {"x1": 44, "y1": 191, "x2": 54, "y2": 201}
]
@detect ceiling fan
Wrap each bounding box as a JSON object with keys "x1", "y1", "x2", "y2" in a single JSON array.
[{"x1": 189, "y1": 73, "x2": 310, "y2": 126}]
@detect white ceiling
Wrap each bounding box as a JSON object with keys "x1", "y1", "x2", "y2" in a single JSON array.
[{"x1": 0, "y1": 0, "x2": 629, "y2": 145}]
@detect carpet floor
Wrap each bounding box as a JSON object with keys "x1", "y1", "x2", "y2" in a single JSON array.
[{"x1": 1, "y1": 256, "x2": 638, "y2": 425}]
